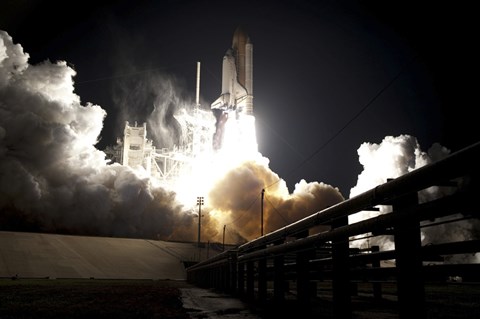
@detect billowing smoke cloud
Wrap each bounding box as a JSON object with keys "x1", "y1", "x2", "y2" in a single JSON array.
[
  {"x1": 348, "y1": 135, "x2": 479, "y2": 263},
  {"x1": 207, "y1": 159, "x2": 344, "y2": 242},
  {"x1": 0, "y1": 30, "x2": 346, "y2": 244},
  {"x1": 0, "y1": 30, "x2": 195, "y2": 240}
]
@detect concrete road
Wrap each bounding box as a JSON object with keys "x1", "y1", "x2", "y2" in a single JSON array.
[{"x1": 0, "y1": 231, "x2": 220, "y2": 280}]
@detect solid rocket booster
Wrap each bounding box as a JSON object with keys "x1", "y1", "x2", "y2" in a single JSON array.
[{"x1": 211, "y1": 26, "x2": 253, "y2": 115}]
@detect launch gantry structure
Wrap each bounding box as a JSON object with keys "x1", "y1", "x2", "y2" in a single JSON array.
[{"x1": 105, "y1": 107, "x2": 213, "y2": 189}]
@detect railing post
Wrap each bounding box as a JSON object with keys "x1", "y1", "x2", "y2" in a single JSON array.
[
  {"x1": 296, "y1": 230, "x2": 314, "y2": 304},
  {"x1": 213, "y1": 266, "x2": 218, "y2": 289},
  {"x1": 273, "y1": 239, "x2": 286, "y2": 302},
  {"x1": 393, "y1": 192, "x2": 425, "y2": 318},
  {"x1": 221, "y1": 263, "x2": 227, "y2": 291},
  {"x1": 371, "y1": 245, "x2": 382, "y2": 299},
  {"x1": 228, "y1": 251, "x2": 237, "y2": 294},
  {"x1": 332, "y1": 215, "x2": 351, "y2": 318},
  {"x1": 237, "y1": 261, "x2": 245, "y2": 297},
  {"x1": 258, "y1": 256, "x2": 267, "y2": 302},
  {"x1": 246, "y1": 260, "x2": 255, "y2": 300}
]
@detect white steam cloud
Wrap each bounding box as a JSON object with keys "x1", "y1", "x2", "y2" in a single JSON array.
[
  {"x1": 0, "y1": 30, "x2": 345, "y2": 243},
  {"x1": 112, "y1": 72, "x2": 191, "y2": 149},
  {"x1": 348, "y1": 135, "x2": 479, "y2": 263},
  {"x1": 0, "y1": 30, "x2": 193, "y2": 239}
]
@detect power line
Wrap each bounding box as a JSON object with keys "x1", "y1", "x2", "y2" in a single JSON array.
[
  {"x1": 264, "y1": 55, "x2": 418, "y2": 190},
  {"x1": 264, "y1": 195, "x2": 289, "y2": 225},
  {"x1": 227, "y1": 194, "x2": 260, "y2": 225},
  {"x1": 256, "y1": 116, "x2": 306, "y2": 160}
]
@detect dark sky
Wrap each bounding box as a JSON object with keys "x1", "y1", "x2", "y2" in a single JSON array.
[{"x1": 1, "y1": 0, "x2": 477, "y2": 197}]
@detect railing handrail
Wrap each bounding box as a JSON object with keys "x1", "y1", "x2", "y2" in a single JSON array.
[{"x1": 238, "y1": 140, "x2": 480, "y2": 253}]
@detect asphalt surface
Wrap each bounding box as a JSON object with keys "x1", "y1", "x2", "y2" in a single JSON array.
[{"x1": 181, "y1": 287, "x2": 262, "y2": 319}]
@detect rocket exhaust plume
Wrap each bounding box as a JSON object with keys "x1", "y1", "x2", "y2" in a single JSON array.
[{"x1": 212, "y1": 108, "x2": 228, "y2": 150}]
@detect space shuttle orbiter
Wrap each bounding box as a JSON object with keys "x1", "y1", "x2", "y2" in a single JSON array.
[{"x1": 211, "y1": 26, "x2": 253, "y2": 116}]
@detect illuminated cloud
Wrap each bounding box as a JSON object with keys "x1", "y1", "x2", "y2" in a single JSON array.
[
  {"x1": 0, "y1": 30, "x2": 192, "y2": 239},
  {"x1": 348, "y1": 135, "x2": 479, "y2": 262},
  {"x1": 0, "y1": 30, "x2": 345, "y2": 244}
]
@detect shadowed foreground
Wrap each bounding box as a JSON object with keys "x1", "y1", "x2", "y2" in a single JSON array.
[
  {"x1": 246, "y1": 281, "x2": 480, "y2": 319},
  {"x1": 1, "y1": 278, "x2": 479, "y2": 319},
  {"x1": 0, "y1": 279, "x2": 192, "y2": 319}
]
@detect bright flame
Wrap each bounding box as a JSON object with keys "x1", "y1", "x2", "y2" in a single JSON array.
[
  {"x1": 222, "y1": 114, "x2": 258, "y2": 158},
  {"x1": 168, "y1": 110, "x2": 261, "y2": 211}
]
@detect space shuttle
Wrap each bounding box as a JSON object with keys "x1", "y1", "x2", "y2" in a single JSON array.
[{"x1": 211, "y1": 26, "x2": 253, "y2": 116}]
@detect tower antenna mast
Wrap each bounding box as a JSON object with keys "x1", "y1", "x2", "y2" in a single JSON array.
[{"x1": 196, "y1": 61, "x2": 201, "y2": 107}]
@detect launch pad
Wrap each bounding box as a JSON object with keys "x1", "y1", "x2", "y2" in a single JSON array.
[
  {"x1": 105, "y1": 27, "x2": 258, "y2": 191},
  {"x1": 105, "y1": 106, "x2": 214, "y2": 189}
]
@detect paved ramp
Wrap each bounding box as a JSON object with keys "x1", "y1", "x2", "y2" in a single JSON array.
[{"x1": 0, "y1": 231, "x2": 205, "y2": 280}]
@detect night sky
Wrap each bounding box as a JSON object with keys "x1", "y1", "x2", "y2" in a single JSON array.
[{"x1": 1, "y1": 0, "x2": 477, "y2": 197}]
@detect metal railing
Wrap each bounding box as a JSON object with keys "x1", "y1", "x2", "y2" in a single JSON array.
[{"x1": 187, "y1": 141, "x2": 480, "y2": 318}]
